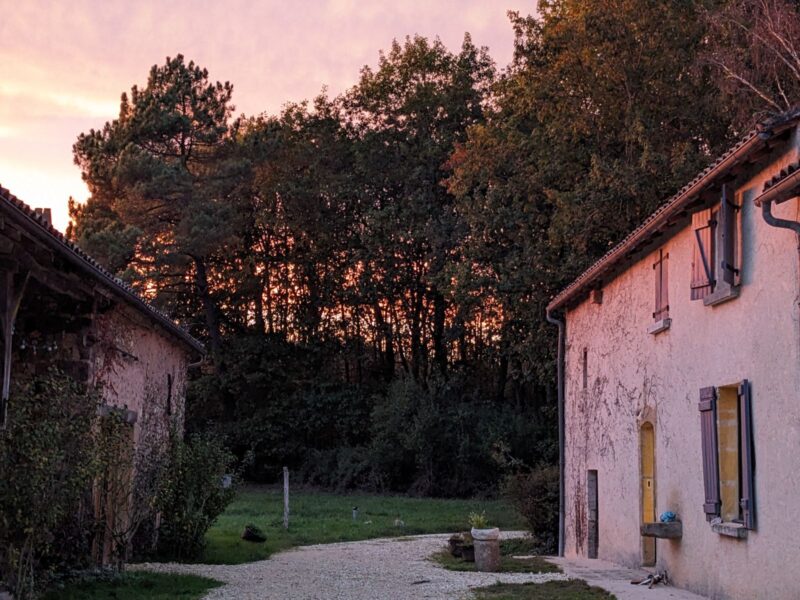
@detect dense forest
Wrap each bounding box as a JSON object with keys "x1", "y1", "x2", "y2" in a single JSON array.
[{"x1": 68, "y1": 0, "x2": 800, "y2": 497}]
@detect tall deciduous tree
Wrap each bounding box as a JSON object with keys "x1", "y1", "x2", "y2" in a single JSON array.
[
  {"x1": 344, "y1": 34, "x2": 495, "y2": 380},
  {"x1": 448, "y1": 0, "x2": 733, "y2": 392},
  {"x1": 239, "y1": 96, "x2": 359, "y2": 344},
  {"x1": 703, "y1": 0, "x2": 800, "y2": 130}
]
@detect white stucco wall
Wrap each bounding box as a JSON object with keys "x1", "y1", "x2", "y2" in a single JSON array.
[{"x1": 563, "y1": 135, "x2": 800, "y2": 599}]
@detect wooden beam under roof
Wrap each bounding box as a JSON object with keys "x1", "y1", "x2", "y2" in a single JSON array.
[{"x1": 0, "y1": 270, "x2": 29, "y2": 427}]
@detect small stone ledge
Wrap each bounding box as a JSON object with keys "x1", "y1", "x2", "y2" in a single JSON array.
[
  {"x1": 640, "y1": 522, "x2": 682, "y2": 539},
  {"x1": 647, "y1": 318, "x2": 671, "y2": 335},
  {"x1": 711, "y1": 522, "x2": 748, "y2": 539},
  {"x1": 703, "y1": 283, "x2": 740, "y2": 307}
]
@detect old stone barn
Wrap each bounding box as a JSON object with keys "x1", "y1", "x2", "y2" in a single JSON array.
[{"x1": 0, "y1": 184, "x2": 203, "y2": 561}]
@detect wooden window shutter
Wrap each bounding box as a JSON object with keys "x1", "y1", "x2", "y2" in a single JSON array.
[
  {"x1": 653, "y1": 249, "x2": 669, "y2": 321},
  {"x1": 691, "y1": 209, "x2": 716, "y2": 300},
  {"x1": 662, "y1": 253, "x2": 669, "y2": 317},
  {"x1": 719, "y1": 185, "x2": 741, "y2": 286},
  {"x1": 738, "y1": 380, "x2": 756, "y2": 529},
  {"x1": 699, "y1": 386, "x2": 720, "y2": 520}
]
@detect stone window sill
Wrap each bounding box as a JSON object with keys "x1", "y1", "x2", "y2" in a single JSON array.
[
  {"x1": 641, "y1": 521, "x2": 682, "y2": 539},
  {"x1": 711, "y1": 521, "x2": 748, "y2": 539},
  {"x1": 647, "y1": 318, "x2": 671, "y2": 335},
  {"x1": 703, "y1": 283, "x2": 740, "y2": 307}
]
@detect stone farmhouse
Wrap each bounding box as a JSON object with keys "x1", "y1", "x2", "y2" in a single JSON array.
[
  {"x1": 547, "y1": 109, "x2": 800, "y2": 599},
  {"x1": 0, "y1": 184, "x2": 204, "y2": 561}
]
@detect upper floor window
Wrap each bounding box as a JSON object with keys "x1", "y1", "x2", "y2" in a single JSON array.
[
  {"x1": 653, "y1": 248, "x2": 669, "y2": 322},
  {"x1": 690, "y1": 185, "x2": 742, "y2": 305},
  {"x1": 582, "y1": 348, "x2": 588, "y2": 390}
]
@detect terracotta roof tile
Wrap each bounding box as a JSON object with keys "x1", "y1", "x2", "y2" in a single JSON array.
[{"x1": 763, "y1": 161, "x2": 800, "y2": 191}]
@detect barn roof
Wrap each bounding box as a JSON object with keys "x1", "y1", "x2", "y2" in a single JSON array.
[{"x1": 0, "y1": 184, "x2": 205, "y2": 354}]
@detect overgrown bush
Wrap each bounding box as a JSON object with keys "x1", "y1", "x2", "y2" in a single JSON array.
[
  {"x1": 502, "y1": 465, "x2": 559, "y2": 554},
  {"x1": 154, "y1": 432, "x2": 238, "y2": 560},
  {"x1": 368, "y1": 373, "x2": 556, "y2": 497},
  {"x1": 188, "y1": 335, "x2": 374, "y2": 483},
  {"x1": 299, "y1": 446, "x2": 375, "y2": 491},
  {"x1": 0, "y1": 370, "x2": 98, "y2": 599},
  {"x1": 190, "y1": 336, "x2": 558, "y2": 498},
  {"x1": 95, "y1": 408, "x2": 169, "y2": 568},
  {"x1": 0, "y1": 368, "x2": 241, "y2": 595}
]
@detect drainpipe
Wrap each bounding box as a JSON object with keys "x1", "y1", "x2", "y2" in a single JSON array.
[
  {"x1": 761, "y1": 200, "x2": 800, "y2": 235},
  {"x1": 546, "y1": 309, "x2": 566, "y2": 557}
]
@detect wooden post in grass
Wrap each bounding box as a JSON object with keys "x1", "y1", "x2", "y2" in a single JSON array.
[{"x1": 283, "y1": 466, "x2": 289, "y2": 530}]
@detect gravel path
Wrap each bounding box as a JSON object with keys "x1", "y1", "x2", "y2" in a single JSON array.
[{"x1": 133, "y1": 532, "x2": 568, "y2": 599}]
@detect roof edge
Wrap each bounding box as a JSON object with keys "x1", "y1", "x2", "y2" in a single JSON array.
[
  {"x1": 547, "y1": 109, "x2": 800, "y2": 314},
  {"x1": 0, "y1": 186, "x2": 205, "y2": 355}
]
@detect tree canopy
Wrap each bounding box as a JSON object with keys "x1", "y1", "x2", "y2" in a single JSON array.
[{"x1": 69, "y1": 0, "x2": 800, "y2": 496}]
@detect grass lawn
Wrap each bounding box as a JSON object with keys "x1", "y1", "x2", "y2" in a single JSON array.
[
  {"x1": 42, "y1": 572, "x2": 222, "y2": 600},
  {"x1": 203, "y1": 485, "x2": 525, "y2": 564},
  {"x1": 431, "y1": 538, "x2": 560, "y2": 574},
  {"x1": 472, "y1": 580, "x2": 617, "y2": 600}
]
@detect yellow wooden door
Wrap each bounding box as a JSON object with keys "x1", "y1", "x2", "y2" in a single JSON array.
[{"x1": 641, "y1": 423, "x2": 656, "y2": 566}]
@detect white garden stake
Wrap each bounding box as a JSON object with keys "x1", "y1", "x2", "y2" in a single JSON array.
[{"x1": 283, "y1": 466, "x2": 289, "y2": 530}]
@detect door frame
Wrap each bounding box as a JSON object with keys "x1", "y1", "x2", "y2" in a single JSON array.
[
  {"x1": 640, "y1": 421, "x2": 656, "y2": 566},
  {"x1": 587, "y1": 469, "x2": 598, "y2": 558}
]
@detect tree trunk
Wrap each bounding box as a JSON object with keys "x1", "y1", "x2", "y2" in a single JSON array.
[
  {"x1": 410, "y1": 286, "x2": 424, "y2": 380},
  {"x1": 373, "y1": 302, "x2": 395, "y2": 381},
  {"x1": 496, "y1": 353, "x2": 508, "y2": 403},
  {"x1": 432, "y1": 290, "x2": 447, "y2": 376},
  {"x1": 193, "y1": 256, "x2": 223, "y2": 366},
  {"x1": 252, "y1": 273, "x2": 265, "y2": 334},
  {"x1": 303, "y1": 263, "x2": 322, "y2": 343}
]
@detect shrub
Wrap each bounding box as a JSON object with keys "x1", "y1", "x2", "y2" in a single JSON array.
[
  {"x1": 298, "y1": 446, "x2": 375, "y2": 491},
  {"x1": 502, "y1": 465, "x2": 559, "y2": 554},
  {"x1": 95, "y1": 407, "x2": 168, "y2": 567},
  {"x1": 154, "y1": 432, "x2": 238, "y2": 560},
  {"x1": 368, "y1": 372, "x2": 555, "y2": 497},
  {"x1": 0, "y1": 370, "x2": 98, "y2": 599}
]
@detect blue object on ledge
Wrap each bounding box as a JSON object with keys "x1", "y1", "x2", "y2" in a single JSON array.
[{"x1": 660, "y1": 511, "x2": 677, "y2": 523}]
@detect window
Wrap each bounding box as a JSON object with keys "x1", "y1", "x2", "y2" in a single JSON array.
[
  {"x1": 648, "y1": 249, "x2": 671, "y2": 334},
  {"x1": 653, "y1": 249, "x2": 669, "y2": 321},
  {"x1": 582, "y1": 348, "x2": 588, "y2": 390},
  {"x1": 691, "y1": 185, "x2": 742, "y2": 305},
  {"x1": 690, "y1": 208, "x2": 716, "y2": 300},
  {"x1": 698, "y1": 381, "x2": 755, "y2": 535},
  {"x1": 587, "y1": 469, "x2": 599, "y2": 558}
]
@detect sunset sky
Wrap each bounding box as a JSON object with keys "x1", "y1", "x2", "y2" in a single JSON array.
[{"x1": 0, "y1": 1, "x2": 534, "y2": 231}]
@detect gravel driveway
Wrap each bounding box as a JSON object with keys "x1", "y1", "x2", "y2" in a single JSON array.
[{"x1": 134, "y1": 532, "x2": 568, "y2": 599}]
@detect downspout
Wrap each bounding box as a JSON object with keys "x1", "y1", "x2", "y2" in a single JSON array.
[
  {"x1": 546, "y1": 309, "x2": 566, "y2": 557},
  {"x1": 761, "y1": 200, "x2": 800, "y2": 235}
]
